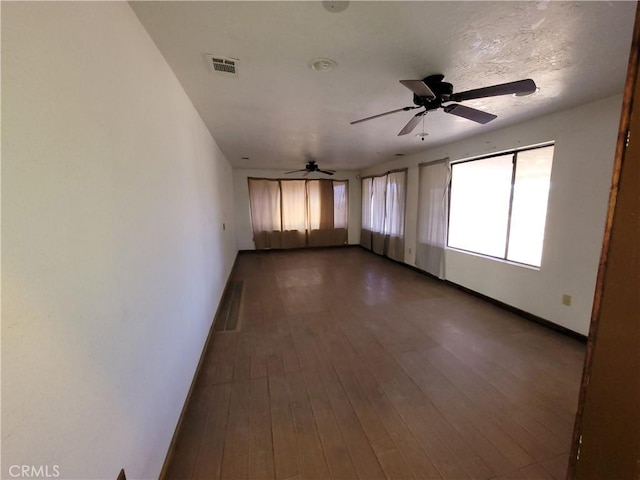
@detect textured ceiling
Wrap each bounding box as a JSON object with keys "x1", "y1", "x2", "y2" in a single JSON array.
[{"x1": 131, "y1": 1, "x2": 636, "y2": 171}]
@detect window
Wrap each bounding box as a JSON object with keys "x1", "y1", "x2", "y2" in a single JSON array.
[
  {"x1": 248, "y1": 178, "x2": 348, "y2": 249},
  {"x1": 447, "y1": 144, "x2": 554, "y2": 267}
]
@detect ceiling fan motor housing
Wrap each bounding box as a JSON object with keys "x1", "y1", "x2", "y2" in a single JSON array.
[{"x1": 413, "y1": 75, "x2": 453, "y2": 111}]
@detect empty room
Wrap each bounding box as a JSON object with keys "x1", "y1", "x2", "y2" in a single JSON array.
[{"x1": 2, "y1": 2, "x2": 638, "y2": 480}]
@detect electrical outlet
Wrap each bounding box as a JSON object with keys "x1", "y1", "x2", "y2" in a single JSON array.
[{"x1": 562, "y1": 294, "x2": 572, "y2": 306}]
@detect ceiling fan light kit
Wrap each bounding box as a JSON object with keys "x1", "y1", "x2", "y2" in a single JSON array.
[{"x1": 351, "y1": 74, "x2": 537, "y2": 136}]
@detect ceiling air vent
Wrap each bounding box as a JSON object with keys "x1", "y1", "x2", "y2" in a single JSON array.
[{"x1": 206, "y1": 55, "x2": 238, "y2": 75}]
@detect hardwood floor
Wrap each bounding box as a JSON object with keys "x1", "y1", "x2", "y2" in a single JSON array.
[{"x1": 163, "y1": 247, "x2": 585, "y2": 480}]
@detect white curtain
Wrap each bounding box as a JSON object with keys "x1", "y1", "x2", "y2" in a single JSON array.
[
  {"x1": 248, "y1": 178, "x2": 348, "y2": 249},
  {"x1": 281, "y1": 180, "x2": 307, "y2": 231},
  {"x1": 360, "y1": 177, "x2": 373, "y2": 248},
  {"x1": 280, "y1": 179, "x2": 307, "y2": 248},
  {"x1": 248, "y1": 178, "x2": 281, "y2": 249},
  {"x1": 307, "y1": 179, "x2": 347, "y2": 247},
  {"x1": 416, "y1": 160, "x2": 450, "y2": 279},
  {"x1": 384, "y1": 170, "x2": 407, "y2": 262},
  {"x1": 360, "y1": 171, "x2": 407, "y2": 261},
  {"x1": 333, "y1": 181, "x2": 348, "y2": 229},
  {"x1": 370, "y1": 175, "x2": 387, "y2": 254}
]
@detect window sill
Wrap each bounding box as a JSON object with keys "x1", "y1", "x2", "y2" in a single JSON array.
[{"x1": 445, "y1": 246, "x2": 541, "y2": 271}]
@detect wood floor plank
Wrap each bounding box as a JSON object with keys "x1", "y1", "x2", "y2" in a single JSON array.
[
  {"x1": 249, "y1": 377, "x2": 275, "y2": 479},
  {"x1": 192, "y1": 383, "x2": 232, "y2": 479},
  {"x1": 302, "y1": 368, "x2": 359, "y2": 479},
  {"x1": 285, "y1": 369, "x2": 331, "y2": 479},
  {"x1": 349, "y1": 359, "x2": 442, "y2": 480},
  {"x1": 418, "y1": 349, "x2": 534, "y2": 468},
  {"x1": 220, "y1": 454, "x2": 249, "y2": 480},
  {"x1": 317, "y1": 365, "x2": 387, "y2": 480},
  {"x1": 233, "y1": 333, "x2": 253, "y2": 382},
  {"x1": 163, "y1": 386, "x2": 212, "y2": 480},
  {"x1": 267, "y1": 354, "x2": 300, "y2": 480},
  {"x1": 397, "y1": 349, "x2": 531, "y2": 475},
  {"x1": 540, "y1": 454, "x2": 569, "y2": 480},
  {"x1": 441, "y1": 336, "x2": 576, "y2": 432},
  {"x1": 519, "y1": 463, "x2": 555, "y2": 479},
  {"x1": 289, "y1": 321, "x2": 330, "y2": 372},
  {"x1": 332, "y1": 362, "x2": 399, "y2": 454},
  {"x1": 377, "y1": 448, "x2": 415, "y2": 480},
  {"x1": 363, "y1": 353, "x2": 470, "y2": 479},
  {"x1": 162, "y1": 248, "x2": 585, "y2": 480},
  {"x1": 196, "y1": 332, "x2": 240, "y2": 387},
  {"x1": 221, "y1": 381, "x2": 251, "y2": 473}
]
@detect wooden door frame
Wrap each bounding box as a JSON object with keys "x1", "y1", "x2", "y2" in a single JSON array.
[{"x1": 567, "y1": 2, "x2": 640, "y2": 478}]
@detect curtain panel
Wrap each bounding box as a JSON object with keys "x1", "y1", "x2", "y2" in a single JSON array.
[
  {"x1": 360, "y1": 169, "x2": 407, "y2": 261},
  {"x1": 371, "y1": 175, "x2": 388, "y2": 255},
  {"x1": 360, "y1": 177, "x2": 373, "y2": 249},
  {"x1": 416, "y1": 159, "x2": 450, "y2": 279},
  {"x1": 248, "y1": 178, "x2": 348, "y2": 250},
  {"x1": 384, "y1": 171, "x2": 407, "y2": 262}
]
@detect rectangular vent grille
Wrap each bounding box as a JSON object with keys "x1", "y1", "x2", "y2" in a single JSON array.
[
  {"x1": 214, "y1": 280, "x2": 243, "y2": 332},
  {"x1": 206, "y1": 55, "x2": 238, "y2": 75}
]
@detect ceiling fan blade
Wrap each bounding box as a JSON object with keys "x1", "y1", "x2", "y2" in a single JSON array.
[
  {"x1": 399, "y1": 80, "x2": 436, "y2": 99},
  {"x1": 443, "y1": 104, "x2": 497, "y2": 124},
  {"x1": 398, "y1": 111, "x2": 425, "y2": 136},
  {"x1": 350, "y1": 106, "x2": 419, "y2": 125},
  {"x1": 450, "y1": 79, "x2": 537, "y2": 102},
  {"x1": 317, "y1": 169, "x2": 335, "y2": 175},
  {"x1": 285, "y1": 168, "x2": 307, "y2": 174}
]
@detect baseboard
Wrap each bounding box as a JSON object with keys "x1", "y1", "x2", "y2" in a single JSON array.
[
  {"x1": 356, "y1": 244, "x2": 587, "y2": 343},
  {"x1": 238, "y1": 243, "x2": 361, "y2": 254},
  {"x1": 444, "y1": 280, "x2": 587, "y2": 342},
  {"x1": 158, "y1": 252, "x2": 241, "y2": 480}
]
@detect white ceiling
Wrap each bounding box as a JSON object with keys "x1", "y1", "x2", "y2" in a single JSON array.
[{"x1": 131, "y1": 1, "x2": 636, "y2": 172}]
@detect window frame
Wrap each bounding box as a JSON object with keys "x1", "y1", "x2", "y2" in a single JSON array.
[{"x1": 446, "y1": 142, "x2": 554, "y2": 268}]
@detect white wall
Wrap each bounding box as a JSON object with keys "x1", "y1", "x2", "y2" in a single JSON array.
[
  {"x1": 361, "y1": 95, "x2": 623, "y2": 335},
  {"x1": 2, "y1": 3, "x2": 236, "y2": 479},
  {"x1": 233, "y1": 169, "x2": 361, "y2": 250}
]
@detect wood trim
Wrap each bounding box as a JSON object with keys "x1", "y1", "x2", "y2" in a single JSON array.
[
  {"x1": 445, "y1": 280, "x2": 587, "y2": 343},
  {"x1": 567, "y1": 3, "x2": 640, "y2": 478},
  {"x1": 237, "y1": 244, "x2": 361, "y2": 255},
  {"x1": 357, "y1": 245, "x2": 587, "y2": 342}
]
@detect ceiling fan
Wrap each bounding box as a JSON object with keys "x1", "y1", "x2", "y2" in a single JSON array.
[
  {"x1": 285, "y1": 159, "x2": 336, "y2": 176},
  {"x1": 351, "y1": 74, "x2": 537, "y2": 136}
]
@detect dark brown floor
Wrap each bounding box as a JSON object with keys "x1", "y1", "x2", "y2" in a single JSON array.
[{"x1": 163, "y1": 247, "x2": 585, "y2": 480}]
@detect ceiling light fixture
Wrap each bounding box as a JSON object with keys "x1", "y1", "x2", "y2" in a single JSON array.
[
  {"x1": 322, "y1": 1, "x2": 349, "y2": 13},
  {"x1": 416, "y1": 114, "x2": 429, "y2": 141},
  {"x1": 310, "y1": 57, "x2": 337, "y2": 72}
]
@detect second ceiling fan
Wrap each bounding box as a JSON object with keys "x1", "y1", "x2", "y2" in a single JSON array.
[{"x1": 351, "y1": 74, "x2": 537, "y2": 136}]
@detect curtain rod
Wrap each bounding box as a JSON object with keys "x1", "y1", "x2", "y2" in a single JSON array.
[
  {"x1": 360, "y1": 167, "x2": 408, "y2": 180},
  {"x1": 418, "y1": 157, "x2": 450, "y2": 166}
]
